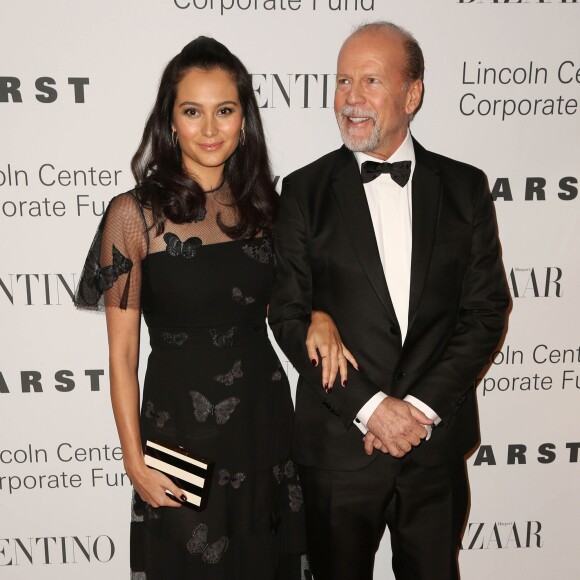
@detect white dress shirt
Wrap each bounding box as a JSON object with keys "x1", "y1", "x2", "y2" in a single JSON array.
[{"x1": 352, "y1": 131, "x2": 441, "y2": 438}]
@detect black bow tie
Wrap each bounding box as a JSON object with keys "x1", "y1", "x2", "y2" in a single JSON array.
[{"x1": 360, "y1": 160, "x2": 412, "y2": 187}]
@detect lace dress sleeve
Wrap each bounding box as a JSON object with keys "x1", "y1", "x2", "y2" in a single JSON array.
[{"x1": 74, "y1": 192, "x2": 148, "y2": 311}]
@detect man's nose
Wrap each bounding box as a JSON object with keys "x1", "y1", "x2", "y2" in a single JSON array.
[{"x1": 345, "y1": 82, "x2": 365, "y2": 105}]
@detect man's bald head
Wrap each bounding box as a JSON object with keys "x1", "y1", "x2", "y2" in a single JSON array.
[{"x1": 342, "y1": 21, "x2": 424, "y2": 92}]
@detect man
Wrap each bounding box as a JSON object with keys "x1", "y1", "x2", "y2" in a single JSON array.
[{"x1": 268, "y1": 21, "x2": 510, "y2": 580}]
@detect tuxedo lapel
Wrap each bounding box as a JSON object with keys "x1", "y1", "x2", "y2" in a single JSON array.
[
  {"x1": 329, "y1": 147, "x2": 398, "y2": 322},
  {"x1": 408, "y1": 141, "x2": 442, "y2": 325}
]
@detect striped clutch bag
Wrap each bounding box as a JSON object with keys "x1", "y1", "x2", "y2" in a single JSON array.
[{"x1": 144, "y1": 440, "x2": 214, "y2": 510}]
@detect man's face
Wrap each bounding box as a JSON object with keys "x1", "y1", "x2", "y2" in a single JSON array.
[{"x1": 334, "y1": 30, "x2": 422, "y2": 160}]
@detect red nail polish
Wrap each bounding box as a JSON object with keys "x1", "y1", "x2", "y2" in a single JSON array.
[
  {"x1": 311, "y1": 359, "x2": 317, "y2": 366},
  {"x1": 324, "y1": 383, "x2": 329, "y2": 391},
  {"x1": 342, "y1": 380, "x2": 348, "y2": 387},
  {"x1": 180, "y1": 494, "x2": 187, "y2": 502}
]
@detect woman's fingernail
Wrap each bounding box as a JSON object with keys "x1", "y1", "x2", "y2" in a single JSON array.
[
  {"x1": 342, "y1": 380, "x2": 348, "y2": 387},
  {"x1": 311, "y1": 359, "x2": 317, "y2": 366},
  {"x1": 180, "y1": 494, "x2": 187, "y2": 502},
  {"x1": 324, "y1": 383, "x2": 329, "y2": 391}
]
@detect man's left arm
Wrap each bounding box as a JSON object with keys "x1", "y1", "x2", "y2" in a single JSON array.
[{"x1": 405, "y1": 170, "x2": 510, "y2": 421}]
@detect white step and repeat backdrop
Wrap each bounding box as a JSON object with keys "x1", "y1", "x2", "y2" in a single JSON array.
[{"x1": 1, "y1": 1, "x2": 579, "y2": 578}]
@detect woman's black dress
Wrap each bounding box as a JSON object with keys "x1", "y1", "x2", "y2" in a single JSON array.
[{"x1": 76, "y1": 192, "x2": 308, "y2": 579}]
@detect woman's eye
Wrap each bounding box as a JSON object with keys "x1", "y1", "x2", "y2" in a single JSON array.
[
  {"x1": 184, "y1": 108, "x2": 199, "y2": 117},
  {"x1": 217, "y1": 107, "x2": 233, "y2": 116}
]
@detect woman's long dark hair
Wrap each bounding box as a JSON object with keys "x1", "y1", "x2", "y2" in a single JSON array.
[{"x1": 131, "y1": 36, "x2": 278, "y2": 238}]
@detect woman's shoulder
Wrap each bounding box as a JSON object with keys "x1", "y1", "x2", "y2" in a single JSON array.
[
  {"x1": 107, "y1": 189, "x2": 142, "y2": 214},
  {"x1": 105, "y1": 190, "x2": 149, "y2": 229}
]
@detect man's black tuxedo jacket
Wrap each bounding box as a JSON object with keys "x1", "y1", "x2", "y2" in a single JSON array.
[{"x1": 269, "y1": 140, "x2": 509, "y2": 471}]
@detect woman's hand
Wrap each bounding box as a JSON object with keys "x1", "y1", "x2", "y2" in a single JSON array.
[
  {"x1": 306, "y1": 310, "x2": 359, "y2": 392},
  {"x1": 127, "y1": 461, "x2": 187, "y2": 509}
]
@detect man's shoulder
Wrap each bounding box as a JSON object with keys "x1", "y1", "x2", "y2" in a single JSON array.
[
  {"x1": 284, "y1": 147, "x2": 347, "y2": 186},
  {"x1": 415, "y1": 140, "x2": 485, "y2": 182}
]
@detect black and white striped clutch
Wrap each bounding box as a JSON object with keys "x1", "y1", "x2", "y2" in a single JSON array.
[{"x1": 144, "y1": 440, "x2": 214, "y2": 510}]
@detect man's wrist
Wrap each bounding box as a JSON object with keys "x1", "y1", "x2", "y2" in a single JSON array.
[
  {"x1": 354, "y1": 392, "x2": 388, "y2": 434},
  {"x1": 404, "y1": 395, "x2": 441, "y2": 441},
  {"x1": 404, "y1": 395, "x2": 441, "y2": 425}
]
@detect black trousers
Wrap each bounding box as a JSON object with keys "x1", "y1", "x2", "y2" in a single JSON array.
[{"x1": 299, "y1": 454, "x2": 469, "y2": 580}]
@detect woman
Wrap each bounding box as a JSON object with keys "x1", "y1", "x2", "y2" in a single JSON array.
[{"x1": 75, "y1": 36, "x2": 353, "y2": 579}]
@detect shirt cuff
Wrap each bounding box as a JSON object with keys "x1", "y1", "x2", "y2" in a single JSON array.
[
  {"x1": 354, "y1": 392, "x2": 388, "y2": 435},
  {"x1": 403, "y1": 395, "x2": 441, "y2": 441}
]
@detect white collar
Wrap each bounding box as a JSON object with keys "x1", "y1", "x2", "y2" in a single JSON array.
[{"x1": 353, "y1": 130, "x2": 416, "y2": 179}]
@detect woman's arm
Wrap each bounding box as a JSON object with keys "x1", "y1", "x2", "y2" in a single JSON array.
[
  {"x1": 307, "y1": 310, "x2": 359, "y2": 392},
  {"x1": 106, "y1": 306, "x2": 186, "y2": 508}
]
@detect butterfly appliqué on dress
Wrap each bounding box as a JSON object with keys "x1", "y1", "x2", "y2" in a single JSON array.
[
  {"x1": 161, "y1": 331, "x2": 188, "y2": 346},
  {"x1": 288, "y1": 483, "x2": 304, "y2": 512},
  {"x1": 213, "y1": 360, "x2": 243, "y2": 386},
  {"x1": 217, "y1": 469, "x2": 246, "y2": 489},
  {"x1": 186, "y1": 523, "x2": 229, "y2": 564},
  {"x1": 209, "y1": 327, "x2": 236, "y2": 348},
  {"x1": 190, "y1": 391, "x2": 240, "y2": 425},
  {"x1": 144, "y1": 401, "x2": 171, "y2": 428},
  {"x1": 164, "y1": 232, "x2": 202, "y2": 259},
  {"x1": 97, "y1": 244, "x2": 133, "y2": 292},
  {"x1": 273, "y1": 459, "x2": 296, "y2": 484},
  {"x1": 242, "y1": 237, "x2": 273, "y2": 264},
  {"x1": 232, "y1": 287, "x2": 255, "y2": 306}
]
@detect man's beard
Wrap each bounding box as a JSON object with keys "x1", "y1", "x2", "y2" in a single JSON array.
[{"x1": 336, "y1": 105, "x2": 381, "y2": 152}]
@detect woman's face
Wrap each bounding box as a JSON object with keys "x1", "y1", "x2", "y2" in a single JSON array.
[{"x1": 171, "y1": 67, "x2": 244, "y2": 188}]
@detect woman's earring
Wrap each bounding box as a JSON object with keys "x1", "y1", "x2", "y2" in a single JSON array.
[
  {"x1": 171, "y1": 130, "x2": 178, "y2": 148},
  {"x1": 239, "y1": 127, "x2": 246, "y2": 146}
]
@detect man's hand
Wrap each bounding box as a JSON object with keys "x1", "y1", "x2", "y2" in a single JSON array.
[
  {"x1": 365, "y1": 397, "x2": 433, "y2": 458},
  {"x1": 363, "y1": 432, "x2": 389, "y2": 455}
]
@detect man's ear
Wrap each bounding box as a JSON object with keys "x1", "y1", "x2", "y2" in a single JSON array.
[{"x1": 405, "y1": 79, "x2": 423, "y2": 117}]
